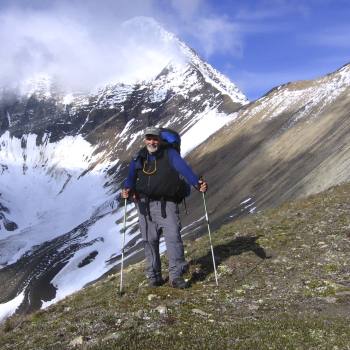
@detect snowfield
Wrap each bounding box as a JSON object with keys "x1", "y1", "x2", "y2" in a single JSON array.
[{"x1": 0, "y1": 132, "x2": 132, "y2": 320}]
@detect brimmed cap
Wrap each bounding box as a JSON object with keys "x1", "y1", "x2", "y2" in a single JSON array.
[{"x1": 144, "y1": 127, "x2": 160, "y2": 137}]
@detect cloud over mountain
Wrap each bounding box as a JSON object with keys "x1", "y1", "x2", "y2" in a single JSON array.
[
  {"x1": 0, "y1": 0, "x2": 243, "y2": 92},
  {"x1": 0, "y1": 8, "x2": 183, "y2": 91}
]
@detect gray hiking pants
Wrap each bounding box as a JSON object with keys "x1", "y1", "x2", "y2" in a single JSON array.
[{"x1": 136, "y1": 198, "x2": 186, "y2": 282}]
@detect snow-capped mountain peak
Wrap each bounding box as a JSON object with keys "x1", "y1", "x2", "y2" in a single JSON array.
[
  {"x1": 121, "y1": 16, "x2": 247, "y2": 104},
  {"x1": 0, "y1": 17, "x2": 249, "y2": 321}
]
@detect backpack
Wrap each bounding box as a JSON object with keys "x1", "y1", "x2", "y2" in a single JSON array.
[
  {"x1": 159, "y1": 128, "x2": 181, "y2": 153},
  {"x1": 159, "y1": 128, "x2": 190, "y2": 204}
]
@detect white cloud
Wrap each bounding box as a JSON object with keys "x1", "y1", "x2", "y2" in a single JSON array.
[
  {"x1": 191, "y1": 17, "x2": 243, "y2": 58},
  {"x1": 0, "y1": 2, "x2": 185, "y2": 92},
  {"x1": 0, "y1": 0, "x2": 249, "y2": 92},
  {"x1": 165, "y1": 1, "x2": 243, "y2": 58}
]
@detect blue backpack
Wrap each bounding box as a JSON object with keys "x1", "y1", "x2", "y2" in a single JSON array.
[
  {"x1": 159, "y1": 128, "x2": 191, "y2": 201},
  {"x1": 159, "y1": 128, "x2": 181, "y2": 153}
]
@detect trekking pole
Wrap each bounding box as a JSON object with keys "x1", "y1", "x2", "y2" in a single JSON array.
[
  {"x1": 202, "y1": 191, "x2": 219, "y2": 286},
  {"x1": 119, "y1": 198, "x2": 127, "y2": 295}
]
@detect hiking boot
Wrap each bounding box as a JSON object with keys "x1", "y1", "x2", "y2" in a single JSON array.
[
  {"x1": 148, "y1": 277, "x2": 164, "y2": 287},
  {"x1": 171, "y1": 277, "x2": 189, "y2": 289}
]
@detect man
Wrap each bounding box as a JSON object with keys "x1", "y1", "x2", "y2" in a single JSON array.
[{"x1": 122, "y1": 126, "x2": 208, "y2": 289}]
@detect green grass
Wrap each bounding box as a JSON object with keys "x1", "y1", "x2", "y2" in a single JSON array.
[{"x1": 1, "y1": 183, "x2": 350, "y2": 349}]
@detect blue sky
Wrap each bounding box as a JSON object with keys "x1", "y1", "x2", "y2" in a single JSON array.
[
  {"x1": 162, "y1": 0, "x2": 350, "y2": 100},
  {"x1": 0, "y1": 0, "x2": 349, "y2": 100}
]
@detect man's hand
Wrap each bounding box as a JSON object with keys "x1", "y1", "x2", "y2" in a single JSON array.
[
  {"x1": 121, "y1": 188, "x2": 130, "y2": 199},
  {"x1": 198, "y1": 179, "x2": 208, "y2": 193}
]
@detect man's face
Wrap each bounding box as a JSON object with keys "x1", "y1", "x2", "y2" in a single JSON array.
[{"x1": 144, "y1": 135, "x2": 160, "y2": 153}]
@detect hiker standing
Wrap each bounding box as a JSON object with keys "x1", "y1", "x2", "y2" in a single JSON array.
[{"x1": 122, "y1": 127, "x2": 208, "y2": 289}]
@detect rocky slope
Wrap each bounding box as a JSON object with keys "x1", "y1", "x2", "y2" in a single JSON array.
[
  {"x1": 180, "y1": 62, "x2": 350, "y2": 236},
  {"x1": 1, "y1": 182, "x2": 350, "y2": 349}
]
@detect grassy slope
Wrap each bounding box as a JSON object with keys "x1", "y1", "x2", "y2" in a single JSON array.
[{"x1": 1, "y1": 183, "x2": 350, "y2": 349}]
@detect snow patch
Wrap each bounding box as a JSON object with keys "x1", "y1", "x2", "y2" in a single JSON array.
[
  {"x1": 0, "y1": 132, "x2": 110, "y2": 263},
  {"x1": 181, "y1": 110, "x2": 237, "y2": 156},
  {"x1": 0, "y1": 292, "x2": 25, "y2": 323},
  {"x1": 0, "y1": 131, "x2": 142, "y2": 315}
]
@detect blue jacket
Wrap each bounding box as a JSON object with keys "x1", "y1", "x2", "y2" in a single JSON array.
[{"x1": 124, "y1": 147, "x2": 199, "y2": 193}]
